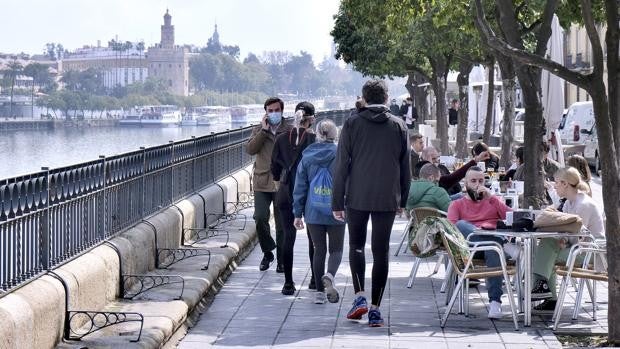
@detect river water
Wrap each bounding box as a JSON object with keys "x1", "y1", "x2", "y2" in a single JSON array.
[{"x1": 0, "y1": 123, "x2": 245, "y2": 179}]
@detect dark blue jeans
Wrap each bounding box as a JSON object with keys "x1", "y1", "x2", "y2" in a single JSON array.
[{"x1": 455, "y1": 220, "x2": 505, "y2": 303}]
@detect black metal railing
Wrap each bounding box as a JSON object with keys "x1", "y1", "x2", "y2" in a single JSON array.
[{"x1": 0, "y1": 109, "x2": 348, "y2": 294}]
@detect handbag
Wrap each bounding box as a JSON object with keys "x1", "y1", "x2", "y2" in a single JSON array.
[{"x1": 534, "y1": 209, "x2": 583, "y2": 234}]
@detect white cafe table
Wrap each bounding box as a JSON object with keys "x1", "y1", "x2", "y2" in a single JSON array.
[{"x1": 471, "y1": 229, "x2": 592, "y2": 326}]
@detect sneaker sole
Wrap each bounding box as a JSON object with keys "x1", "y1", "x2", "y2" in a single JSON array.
[
  {"x1": 531, "y1": 292, "x2": 552, "y2": 300},
  {"x1": 347, "y1": 306, "x2": 368, "y2": 320},
  {"x1": 322, "y1": 275, "x2": 340, "y2": 303},
  {"x1": 369, "y1": 322, "x2": 384, "y2": 327}
]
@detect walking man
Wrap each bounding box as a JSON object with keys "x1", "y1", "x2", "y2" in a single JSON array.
[
  {"x1": 332, "y1": 80, "x2": 411, "y2": 327},
  {"x1": 245, "y1": 97, "x2": 292, "y2": 272}
]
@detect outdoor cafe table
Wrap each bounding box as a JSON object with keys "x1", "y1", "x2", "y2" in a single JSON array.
[{"x1": 471, "y1": 229, "x2": 592, "y2": 327}]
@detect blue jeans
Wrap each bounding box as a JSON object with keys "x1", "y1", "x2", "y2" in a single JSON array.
[
  {"x1": 455, "y1": 220, "x2": 504, "y2": 303},
  {"x1": 450, "y1": 193, "x2": 464, "y2": 201}
]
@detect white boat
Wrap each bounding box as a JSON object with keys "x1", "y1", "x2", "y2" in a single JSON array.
[
  {"x1": 119, "y1": 105, "x2": 181, "y2": 127},
  {"x1": 230, "y1": 104, "x2": 264, "y2": 125},
  {"x1": 181, "y1": 112, "x2": 198, "y2": 126},
  {"x1": 194, "y1": 106, "x2": 231, "y2": 126}
]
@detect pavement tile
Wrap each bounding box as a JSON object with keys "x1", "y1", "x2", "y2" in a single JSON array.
[{"x1": 177, "y1": 216, "x2": 607, "y2": 349}]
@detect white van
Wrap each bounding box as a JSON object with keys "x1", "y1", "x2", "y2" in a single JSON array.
[{"x1": 558, "y1": 101, "x2": 594, "y2": 144}]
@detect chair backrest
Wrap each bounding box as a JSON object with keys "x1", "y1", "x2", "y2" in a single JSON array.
[
  {"x1": 438, "y1": 221, "x2": 471, "y2": 274},
  {"x1": 413, "y1": 207, "x2": 443, "y2": 223}
]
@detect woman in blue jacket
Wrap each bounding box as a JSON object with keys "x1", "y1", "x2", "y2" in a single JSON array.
[{"x1": 293, "y1": 119, "x2": 345, "y2": 305}]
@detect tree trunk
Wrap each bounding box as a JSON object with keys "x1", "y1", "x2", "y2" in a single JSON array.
[
  {"x1": 517, "y1": 65, "x2": 546, "y2": 209},
  {"x1": 605, "y1": 0, "x2": 620, "y2": 167},
  {"x1": 497, "y1": 55, "x2": 517, "y2": 168},
  {"x1": 456, "y1": 62, "x2": 473, "y2": 159},
  {"x1": 483, "y1": 61, "x2": 495, "y2": 144},
  {"x1": 405, "y1": 73, "x2": 416, "y2": 102},
  {"x1": 430, "y1": 59, "x2": 450, "y2": 155},
  {"x1": 416, "y1": 85, "x2": 429, "y2": 123}
]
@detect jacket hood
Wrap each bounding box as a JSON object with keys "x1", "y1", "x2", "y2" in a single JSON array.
[
  {"x1": 302, "y1": 142, "x2": 337, "y2": 166},
  {"x1": 358, "y1": 105, "x2": 390, "y2": 123}
]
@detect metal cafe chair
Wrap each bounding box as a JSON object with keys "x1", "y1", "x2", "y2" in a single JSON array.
[
  {"x1": 439, "y1": 225, "x2": 519, "y2": 330},
  {"x1": 552, "y1": 240, "x2": 607, "y2": 330}
]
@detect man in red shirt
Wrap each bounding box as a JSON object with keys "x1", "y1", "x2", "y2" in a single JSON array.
[{"x1": 447, "y1": 166, "x2": 512, "y2": 319}]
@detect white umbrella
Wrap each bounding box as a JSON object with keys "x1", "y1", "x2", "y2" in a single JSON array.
[{"x1": 541, "y1": 15, "x2": 565, "y2": 165}]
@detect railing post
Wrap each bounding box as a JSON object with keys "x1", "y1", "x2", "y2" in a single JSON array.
[
  {"x1": 40, "y1": 167, "x2": 50, "y2": 271},
  {"x1": 140, "y1": 147, "x2": 146, "y2": 217},
  {"x1": 169, "y1": 141, "x2": 174, "y2": 203},
  {"x1": 191, "y1": 136, "x2": 196, "y2": 192},
  {"x1": 99, "y1": 155, "x2": 106, "y2": 240}
]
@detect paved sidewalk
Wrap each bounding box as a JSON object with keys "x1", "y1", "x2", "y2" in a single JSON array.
[{"x1": 176, "y1": 216, "x2": 607, "y2": 349}]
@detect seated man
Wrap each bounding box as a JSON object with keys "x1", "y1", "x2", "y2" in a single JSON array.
[
  {"x1": 447, "y1": 166, "x2": 514, "y2": 319},
  {"x1": 414, "y1": 146, "x2": 490, "y2": 197},
  {"x1": 406, "y1": 163, "x2": 450, "y2": 212}
]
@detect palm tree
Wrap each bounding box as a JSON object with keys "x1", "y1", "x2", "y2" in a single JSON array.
[
  {"x1": 136, "y1": 41, "x2": 145, "y2": 82},
  {"x1": 3, "y1": 60, "x2": 24, "y2": 117},
  {"x1": 23, "y1": 63, "x2": 51, "y2": 118},
  {"x1": 123, "y1": 41, "x2": 133, "y2": 86}
]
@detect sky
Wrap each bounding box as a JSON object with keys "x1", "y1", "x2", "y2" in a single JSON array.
[{"x1": 0, "y1": 0, "x2": 341, "y2": 63}]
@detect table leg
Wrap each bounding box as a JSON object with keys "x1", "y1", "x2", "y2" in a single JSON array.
[{"x1": 524, "y1": 237, "x2": 532, "y2": 327}]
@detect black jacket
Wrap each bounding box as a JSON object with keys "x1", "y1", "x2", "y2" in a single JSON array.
[
  {"x1": 448, "y1": 108, "x2": 458, "y2": 125},
  {"x1": 332, "y1": 106, "x2": 411, "y2": 212},
  {"x1": 271, "y1": 127, "x2": 316, "y2": 206}
]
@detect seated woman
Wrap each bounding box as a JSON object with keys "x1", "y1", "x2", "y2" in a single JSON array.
[
  {"x1": 471, "y1": 142, "x2": 500, "y2": 171},
  {"x1": 531, "y1": 167, "x2": 604, "y2": 312},
  {"x1": 503, "y1": 146, "x2": 524, "y2": 181},
  {"x1": 566, "y1": 155, "x2": 593, "y2": 196}
]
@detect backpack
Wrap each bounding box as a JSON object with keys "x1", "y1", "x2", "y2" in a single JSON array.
[{"x1": 307, "y1": 166, "x2": 333, "y2": 216}]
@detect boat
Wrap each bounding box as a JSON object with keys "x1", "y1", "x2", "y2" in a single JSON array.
[
  {"x1": 194, "y1": 106, "x2": 231, "y2": 126},
  {"x1": 119, "y1": 105, "x2": 182, "y2": 127},
  {"x1": 181, "y1": 111, "x2": 198, "y2": 126},
  {"x1": 230, "y1": 104, "x2": 264, "y2": 125}
]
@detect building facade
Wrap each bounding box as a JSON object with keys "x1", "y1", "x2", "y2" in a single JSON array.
[
  {"x1": 563, "y1": 24, "x2": 608, "y2": 107},
  {"x1": 62, "y1": 44, "x2": 148, "y2": 88},
  {"x1": 146, "y1": 10, "x2": 189, "y2": 96}
]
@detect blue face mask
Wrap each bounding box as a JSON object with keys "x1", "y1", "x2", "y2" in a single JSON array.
[{"x1": 268, "y1": 112, "x2": 282, "y2": 125}]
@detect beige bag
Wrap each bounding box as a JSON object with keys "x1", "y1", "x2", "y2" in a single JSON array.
[{"x1": 534, "y1": 209, "x2": 583, "y2": 234}]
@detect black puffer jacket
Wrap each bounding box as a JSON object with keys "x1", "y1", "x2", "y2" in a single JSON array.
[{"x1": 332, "y1": 106, "x2": 410, "y2": 212}]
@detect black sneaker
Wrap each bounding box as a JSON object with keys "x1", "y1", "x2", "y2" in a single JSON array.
[
  {"x1": 531, "y1": 279, "x2": 552, "y2": 300},
  {"x1": 308, "y1": 277, "x2": 316, "y2": 290},
  {"x1": 468, "y1": 278, "x2": 481, "y2": 287},
  {"x1": 259, "y1": 253, "x2": 274, "y2": 271},
  {"x1": 276, "y1": 263, "x2": 284, "y2": 273},
  {"x1": 282, "y1": 282, "x2": 296, "y2": 295},
  {"x1": 532, "y1": 299, "x2": 557, "y2": 314}
]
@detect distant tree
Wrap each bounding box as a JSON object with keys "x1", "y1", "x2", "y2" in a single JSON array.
[
  {"x1": 2, "y1": 60, "x2": 24, "y2": 117},
  {"x1": 45, "y1": 43, "x2": 57, "y2": 60},
  {"x1": 23, "y1": 63, "x2": 54, "y2": 93},
  {"x1": 243, "y1": 53, "x2": 261, "y2": 65},
  {"x1": 223, "y1": 45, "x2": 240, "y2": 59},
  {"x1": 61, "y1": 68, "x2": 105, "y2": 94}
]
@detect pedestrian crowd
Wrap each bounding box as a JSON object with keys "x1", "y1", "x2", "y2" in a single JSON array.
[{"x1": 245, "y1": 79, "x2": 604, "y2": 327}]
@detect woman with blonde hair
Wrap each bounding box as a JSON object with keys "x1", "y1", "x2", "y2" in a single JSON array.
[
  {"x1": 530, "y1": 167, "x2": 604, "y2": 312},
  {"x1": 566, "y1": 155, "x2": 592, "y2": 196}
]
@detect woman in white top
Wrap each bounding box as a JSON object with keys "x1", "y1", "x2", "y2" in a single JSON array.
[{"x1": 531, "y1": 167, "x2": 605, "y2": 312}]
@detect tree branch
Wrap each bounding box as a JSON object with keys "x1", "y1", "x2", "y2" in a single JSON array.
[
  {"x1": 472, "y1": 0, "x2": 591, "y2": 90},
  {"x1": 581, "y1": 0, "x2": 606, "y2": 77},
  {"x1": 520, "y1": 19, "x2": 541, "y2": 35},
  {"x1": 534, "y1": 0, "x2": 558, "y2": 56}
]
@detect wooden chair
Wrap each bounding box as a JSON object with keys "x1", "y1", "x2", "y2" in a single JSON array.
[
  {"x1": 439, "y1": 224, "x2": 519, "y2": 330},
  {"x1": 552, "y1": 240, "x2": 607, "y2": 330}
]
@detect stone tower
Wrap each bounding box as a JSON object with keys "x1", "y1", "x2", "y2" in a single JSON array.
[
  {"x1": 147, "y1": 9, "x2": 189, "y2": 96},
  {"x1": 161, "y1": 9, "x2": 174, "y2": 49}
]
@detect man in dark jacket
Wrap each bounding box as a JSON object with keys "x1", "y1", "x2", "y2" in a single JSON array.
[
  {"x1": 409, "y1": 134, "x2": 424, "y2": 179},
  {"x1": 271, "y1": 102, "x2": 317, "y2": 295},
  {"x1": 389, "y1": 99, "x2": 401, "y2": 116},
  {"x1": 246, "y1": 97, "x2": 292, "y2": 272},
  {"x1": 448, "y1": 99, "x2": 459, "y2": 126},
  {"x1": 332, "y1": 80, "x2": 410, "y2": 327}
]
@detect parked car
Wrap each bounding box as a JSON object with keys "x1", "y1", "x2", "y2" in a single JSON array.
[
  {"x1": 581, "y1": 124, "x2": 600, "y2": 174},
  {"x1": 558, "y1": 101, "x2": 594, "y2": 144}
]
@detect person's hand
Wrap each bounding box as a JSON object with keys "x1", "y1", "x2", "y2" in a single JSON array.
[
  {"x1": 474, "y1": 151, "x2": 491, "y2": 163},
  {"x1": 477, "y1": 185, "x2": 490, "y2": 199},
  {"x1": 333, "y1": 211, "x2": 346, "y2": 222},
  {"x1": 294, "y1": 218, "x2": 305, "y2": 230},
  {"x1": 274, "y1": 181, "x2": 280, "y2": 191},
  {"x1": 261, "y1": 114, "x2": 269, "y2": 130}
]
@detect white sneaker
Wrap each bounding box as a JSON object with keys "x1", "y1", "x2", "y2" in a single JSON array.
[
  {"x1": 322, "y1": 273, "x2": 340, "y2": 303},
  {"x1": 503, "y1": 243, "x2": 521, "y2": 261},
  {"x1": 314, "y1": 291, "x2": 326, "y2": 304},
  {"x1": 488, "y1": 301, "x2": 503, "y2": 319}
]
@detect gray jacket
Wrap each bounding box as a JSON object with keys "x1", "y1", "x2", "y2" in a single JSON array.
[{"x1": 332, "y1": 106, "x2": 410, "y2": 212}]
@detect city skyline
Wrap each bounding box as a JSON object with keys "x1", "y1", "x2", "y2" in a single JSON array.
[{"x1": 0, "y1": 0, "x2": 340, "y2": 62}]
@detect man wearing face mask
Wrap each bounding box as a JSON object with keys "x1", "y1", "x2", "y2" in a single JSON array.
[
  {"x1": 246, "y1": 97, "x2": 292, "y2": 273},
  {"x1": 271, "y1": 102, "x2": 317, "y2": 295},
  {"x1": 447, "y1": 167, "x2": 515, "y2": 320}
]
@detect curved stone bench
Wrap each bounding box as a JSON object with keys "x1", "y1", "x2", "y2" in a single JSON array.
[{"x1": 0, "y1": 166, "x2": 257, "y2": 349}]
